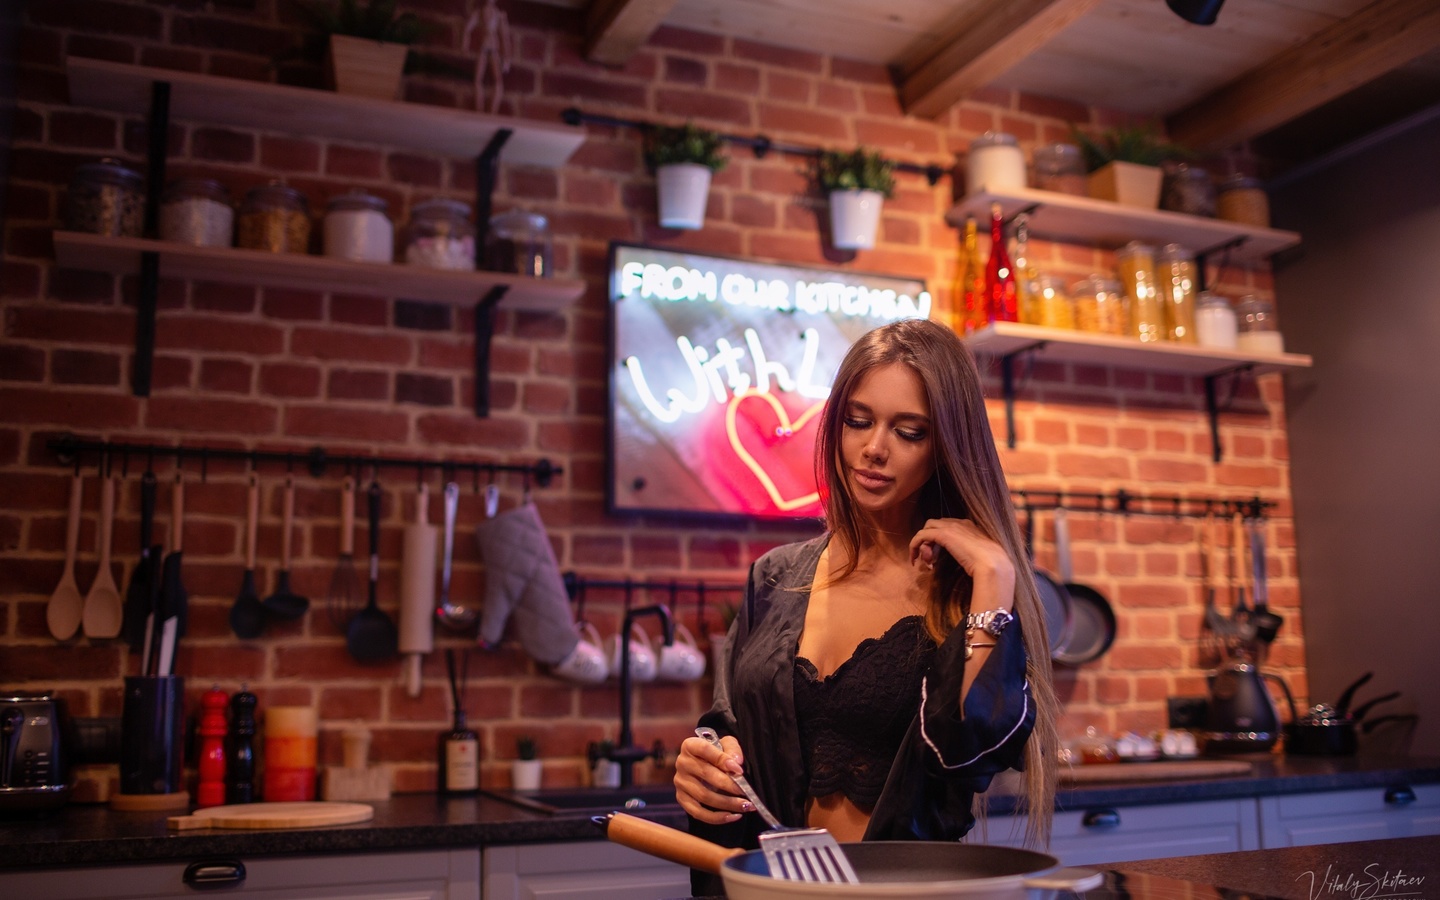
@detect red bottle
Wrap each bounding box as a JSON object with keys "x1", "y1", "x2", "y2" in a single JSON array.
[
  {"x1": 984, "y1": 202, "x2": 1018, "y2": 324},
  {"x1": 196, "y1": 685, "x2": 229, "y2": 808}
]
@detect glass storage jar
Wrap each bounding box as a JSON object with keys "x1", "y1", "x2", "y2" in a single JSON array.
[
  {"x1": 483, "y1": 209, "x2": 552, "y2": 277},
  {"x1": 1234, "y1": 294, "x2": 1284, "y2": 354},
  {"x1": 64, "y1": 158, "x2": 144, "y2": 237},
  {"x1": 1156, "y1": 243, "x2": 1198, "y2": 343},
  {"x1": 1032, "y1": 142, "x2": 1087, "y2": 196},
  {"x1": 1194, "y1": 291, "x2": 1238, "y2": 350},
  {"x1": 1071, "y1": 275, "x2": 1128, "y2": 337},
  {"x1": 324, "y1": 190, "x2": 393, "y2": 263},
  {"x1": 1114, "y1": 241, "x2": 1165, "y2": 342},
  {"x1": 966, "y1": 132, "x2": 1026, "y2": 195},
  {"x1": 160, "y1": 178, "x2": 233, "y2": 247},
  {"x1": 1216, "y1": 174, "x2": 1270, "y2": 228},
  {"x1": 1031, "y1": 275, "x2": 1075, "y2": 330},
  {"x1": 237, "y1": 182, "x2": 311, "y2": 253},
  {"x1": 1159, "y1": 163, "x2": 1216, "y2": 217},
  {"x1": 403, "y1": 199, "x2": 475, "y2": 270}
]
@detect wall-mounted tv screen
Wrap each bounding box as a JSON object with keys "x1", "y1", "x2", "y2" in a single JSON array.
[{"x1": 607, "y1": 243, "x2": 931, "y2": 521}]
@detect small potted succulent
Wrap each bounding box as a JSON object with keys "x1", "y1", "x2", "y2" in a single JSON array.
[
  {"x1": 644, "y1": 122, "x2": 728, "y2": 230},
  {"x1": 815, "y1": 147, "x2": 895, "y2": 250},
  {"x1": 1071, "y1": 124, "x2": 1188, "y2": 209},
  {"x1": 291, "y1": 0, "x2": 440, "y2": 101},
  {"x1": 512, "y1": 735, "x2": 542, "y2": 791}
]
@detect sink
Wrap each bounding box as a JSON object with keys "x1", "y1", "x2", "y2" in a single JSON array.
[{"x1": 482, "y1": 785, "x2": 682, "y2": 816}]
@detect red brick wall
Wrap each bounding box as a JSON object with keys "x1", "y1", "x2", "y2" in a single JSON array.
[{"x1": 0, "y1": 1, "x2": 1303, "y2": 800}]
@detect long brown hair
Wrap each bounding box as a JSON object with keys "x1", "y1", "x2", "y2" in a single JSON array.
[{"x1": 814, "y1": 318, "x2": 1057, "y2": 845}]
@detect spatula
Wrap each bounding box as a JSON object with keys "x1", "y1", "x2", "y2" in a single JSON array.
[
  {"x1": 262, "y1": 475, "x2": 309, "y2": 620},
  {"x1": 46, "y1": 473, "x2": 85, "y2": 641},
  {"x1": 230, "y1": 472, "x2": 266, "y2": 639},
  {"x1": 694, "y1": 727, "x2": 858, "y2": 883},
  {"x1": 347, "y1": 480, "x2": 398, "y2": 663},
  {"x1": 121, "y1": 471, "x2": 158, "y2": 650},
  {"x1": 81, "y1": 473, "x2": 123, "y2": 638}
]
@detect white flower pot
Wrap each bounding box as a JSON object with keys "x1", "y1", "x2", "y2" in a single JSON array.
[
  {"x1": 327, "y1": 35, "x2": 408, "y2": 102},
  {"x1": 1086, "y1": 161, "x2": 1164, "y2": 209},
  {"x1": 828, "y1": 189, "x2": 884, "y2": 250},
  {"x1": 511, "y1": 758, "x2": 542, "y2": 791},
  {"x1": 655, "y1": 163, "x2": 713, "y2": 230}
]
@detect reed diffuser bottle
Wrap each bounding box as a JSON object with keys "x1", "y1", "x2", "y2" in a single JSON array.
[{"x1": 439, "y1": 649, "x2": 479, "y2": 795}]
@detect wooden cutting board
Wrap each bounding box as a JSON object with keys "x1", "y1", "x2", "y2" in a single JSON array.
[
  {"x1": 168, "y1": 801, "x2": 374, "y2": 831},
  {"x1": 1061, "y1": 759, "x2": 1252, "y2": 784}
]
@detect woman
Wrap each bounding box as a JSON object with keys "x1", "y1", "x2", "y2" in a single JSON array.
[{"x1": 673, "y1": 318, "x2": 1057, "y2": 891}]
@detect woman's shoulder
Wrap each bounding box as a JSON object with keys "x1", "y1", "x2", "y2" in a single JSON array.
[{"x1": 750, "y1": 534, "x2": 828, "y2": 589}]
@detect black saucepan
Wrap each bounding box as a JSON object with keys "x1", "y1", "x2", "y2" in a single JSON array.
[
  {"x1": 1022, "y1": 502, "x2": 1072, "y2": 658},
  {"x1": 1051, "y1": 508, "x2": 1116, "y2": 666}
]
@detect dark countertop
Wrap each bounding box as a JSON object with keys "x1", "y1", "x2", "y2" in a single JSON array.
[{"x1": 1, "y1": 754, "x2": 1436, "y2": 871}]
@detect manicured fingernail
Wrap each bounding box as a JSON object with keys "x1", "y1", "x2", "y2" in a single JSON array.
[
  {"x1": 726, "y1": 813, "x2": 742, "y2": 822},
  {"x1": 741, "y1": 801, "x2": 755, "y2": 812}
]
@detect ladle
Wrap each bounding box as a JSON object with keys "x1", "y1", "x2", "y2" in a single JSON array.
[
  {"x1": 230, "y1": 472, "x2": 266, "y2": 639},
  {"x1": 347, "y1": 480, "x2": 398, "y2": 663},
  {"x1": 261, "y1": 475, "x2": 309, "y2": 620},
  {"x1": 81, "y1": 473, "x2": 123, "y2": 638},
  {"x1": 434, "y1": 481, "x2": 477, "y2": 630},
  {"x1": 46, "y1": 473, "x2": 85, "y2": 640}
]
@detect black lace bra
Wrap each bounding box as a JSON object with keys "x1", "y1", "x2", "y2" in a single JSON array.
[{"x1": 793, "y1": 615, "x2": 936, "y2": 809}]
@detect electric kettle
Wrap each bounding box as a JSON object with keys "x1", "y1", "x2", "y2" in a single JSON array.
[{"x1": 1202, "y1": 660, "x2": 1293, "y2": 754}]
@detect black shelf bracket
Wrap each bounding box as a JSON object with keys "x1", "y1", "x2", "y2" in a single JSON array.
[
  {"x1": 473, "y1": 285, "x2": 508, "y2": 417},
  {"x1": 470, "y1": 129, "x2": 514, "y2": 418},
  {"x1": 132, "y1": 79, "x2": 170, "y2": 397},
  {"x1": 998, "y1": 340, "x2": 1046, "y2": 449},
  {"x1": 1203, "y1": 363, "x2": 1255, "y2": 463}
]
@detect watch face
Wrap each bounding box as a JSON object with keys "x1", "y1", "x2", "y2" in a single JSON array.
[{"x1": 986, "y1": 610, "x2": 1015, "y2": 635}]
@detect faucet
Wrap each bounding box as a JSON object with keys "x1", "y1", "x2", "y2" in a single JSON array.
[{"x1": 606, "y1": 603, "x2": 673, "y2": 787}]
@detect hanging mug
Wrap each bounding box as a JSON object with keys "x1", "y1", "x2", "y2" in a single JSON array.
[
  {"x1": 655, "y1": 623, "x2": 707, "y2": 682},
  {"x1": 605, "y1": 622, "x2": 658, "y2": 682},
  {"x1": 552, "y1": 620, "x2": 608, "y2": 685}
]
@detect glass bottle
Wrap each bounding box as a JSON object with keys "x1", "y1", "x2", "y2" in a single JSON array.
[
  {"x1": 438, "y1": 708, "x2": 479, "y2": 795},
  {"x1": 983, "y1": 203, "x2": 1018, "y2": 324},
  {"x1": 959, "y1": 216, "x2": 987, "y2": 334},
  {"x1": 1156, "y1": 243, "x2": 1198, "y2": 343},
  {"x1": 1011, "y1": 213, "x2": 1038, "y2": 325},
  {"x1": 1114, "y1": 241, "x2": 1164, "y2": 342}
]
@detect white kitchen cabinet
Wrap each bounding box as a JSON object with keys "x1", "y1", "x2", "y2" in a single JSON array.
[
  {"x1": 1258, "y1": 784, "x2": 1440, "y2": 848},
  {"x1": 482, "y1": 840, "x2": 690, "y2": 900},
  {"x1": 982, "y1": 798, "x2": 1261, "y2": 865},
  {"x1": 0, "y1": 847, "x2": 479, "y2": 900}
]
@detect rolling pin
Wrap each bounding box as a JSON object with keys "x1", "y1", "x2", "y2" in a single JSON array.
[{"x1": 399, "y1": 484, "x2": 437, "y2": 697}]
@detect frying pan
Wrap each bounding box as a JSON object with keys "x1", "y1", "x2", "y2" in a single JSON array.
[
  {"x1": 1022, "y1": 502, "x2": 1072, "y2": 658},
  {"x1": 1051, "y1": 508, "x2": 1115, "y2": 666},
  {"x1": 601, "y1": 812, "x2": 1102, "y2": 900}
]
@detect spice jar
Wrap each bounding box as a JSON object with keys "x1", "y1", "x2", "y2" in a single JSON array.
[
  {"x1": 966, "y1": 132, "x2": 1026, "y2": 195},
  {"x1": 1216, "y1": 174, "x2": 1270, "y2": 228},
  {"x1": 1160, "y1": 163, "x2": 1216, "y2": 217},
  {"x1": 1031, "y1": 275, "x2": 1074, "y2": 330},
  {"x1": 237, "y1": 182, "x2": 310, "y2": 253},
  {"x1": 64, "y1": 158, "x2": 144, "y2": 237},
  {"x1": 1070, "y1": 275, "x2": 1128, "y2": 337},
  {"x1": 160, "y1": 178, "x2": 233, "y2": 247},
  {"x1": 483, "y1": 209, "x2": 552, "y2": 277},
  {"x1": 1114, "y1": 241, "x2": 1165, "y2": 342},
  {"x1": 1194, "y1": 291, "x2": 1238, "y2": 350},
  {"x1": 403, "y1": 199, "x2": 475, "y2": 270},
  {"x1": 1156, "y1": 243, "x2": 1198, "y2": 343},
  {"x1": 323, "y1": 190, "x2": 393, "y2": 263},
  {"x1": 1032, "y1": 142, "x2": 1087, "y2": 196},
  {"x1": 1234, "y1": 294, "x2": 1284, "y2": 354}
]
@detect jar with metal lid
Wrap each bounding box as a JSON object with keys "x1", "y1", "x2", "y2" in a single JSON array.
[
  {"x1": 1114, "y1": 241, "x2": 1164, "y2": 342},
  {"x1": 237, "y1": 182, "x2": 310, "y2": 253},
  {"x1": 1160, "y1": 163, "x2": 1216, "y2": 217},
  {"x1": 1070, "y1": 275, "x2": 1128, "y2": 336},
  {"x1": 1156, "y1": 243, "x2": 1198, "y2": 343},
  {"x1": 1234, "y1": 294, "x2": 1284, "y2": 354},
  {"x1": 483, "y1": 209, "x2": 552, "y2": 277},
  {"x1": 403, "y1": 199, "x2": 475, "y2": 270},
  {"x1": 324, "y1": 190, "x2": 393, "y2": 263},
  {"x1": 1194, "y1": 291, "x2": 1238, "y2": 349},
  {"x1": 966, "y1": 132, "x2": 1026, "y2": 195},
  {"x1": 1031, "y1": 275, "x2": 1074, "y2": 330},
  {"x1": 64, "y1": 158, "x2": 144, "y2": 237},
  {"x1": 1032, "y1": 142, "x2": 1086, "y2": 196},
  {"x1": 1216, "y1": 174, "x2": 1270, "y2": 228},
  {"x1": 160, "y1": 178, "x2": 233, "y2": 247}
]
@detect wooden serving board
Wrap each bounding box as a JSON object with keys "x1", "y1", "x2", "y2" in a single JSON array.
[
  {"x1": 1061, "y1": 759, "x2": 1252, "y2": 784},
  {"x1": 168, "y1": 801, "x2": 374, "y2": 831}
]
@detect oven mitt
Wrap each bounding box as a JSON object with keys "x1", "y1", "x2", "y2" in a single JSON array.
[{"x1": 474, "y1": 501, "x2": 579, "y2": 667}]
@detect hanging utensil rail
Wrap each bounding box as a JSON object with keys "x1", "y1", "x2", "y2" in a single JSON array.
[{"x1": 1012, "y1": 488, "x2": 1275, "y2": 520}]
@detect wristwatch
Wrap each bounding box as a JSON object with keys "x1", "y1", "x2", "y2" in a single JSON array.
[{"x1": 965, "y1": 608, "x2": 1014, "y2": 636}]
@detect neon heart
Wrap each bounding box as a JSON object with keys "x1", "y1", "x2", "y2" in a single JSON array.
[{"x1": 725, "y1": 390, "x2": 825, "y2": 512}]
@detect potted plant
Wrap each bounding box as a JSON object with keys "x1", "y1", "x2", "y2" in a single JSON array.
[
  {"x1": 292, "y1": 0, "x2": 440, "y2": 101},
  {"x1": 512, "y1": 735, "x2": 542, "y2": 791},
  {"x1": 1071, "y1": 125, "x2": 1187, "y2": 209},
  {"x1": 815, "y1": 147, "x2": 895, "y2": 250},
  {"x1": 644, "y1": 122, "x2": 727, "y2": 230}
]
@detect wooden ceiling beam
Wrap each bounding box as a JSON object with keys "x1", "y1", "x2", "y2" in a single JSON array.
[
  {"x1": 584, "y1": 0, "x2": 680, "y2": 66},
  {"x1": 1167, "y1": 0, "x2": 1440, "y2": 152},
  {"x1": 895, "y1": 0, "x2": 1102, "y2": 120}
]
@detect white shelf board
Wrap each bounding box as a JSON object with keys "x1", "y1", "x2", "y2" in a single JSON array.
[
  {"x1": 52, "y1": 232, "x2": 584, "y2": 311},
  {"x1": 65, "y1": 57, "x2": 585, "y2": 166},
  {"x1": 947, "y1": 188, "x2": 1301, "y2": 262},
  {"x1": 964, "y1": 322, "x2": 1312, "y2": 377}
]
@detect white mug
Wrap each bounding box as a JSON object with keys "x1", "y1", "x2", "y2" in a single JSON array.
[
  {"x1": 655, "y1": 623, "x2": 707, "y2": 682},
  {"x1": 605, "y1": 622, "x2": 658, "y2": 682},
  {"x1": 552, "y1": 621, "x2": 608, "y2": 685}
]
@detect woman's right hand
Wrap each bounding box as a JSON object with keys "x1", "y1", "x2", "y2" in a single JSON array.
[{"x1": 673, "y1": 733, "x2": 755, "y2": 824}]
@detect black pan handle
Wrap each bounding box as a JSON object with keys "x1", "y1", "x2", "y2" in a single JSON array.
[
  {"x1": 1082, "y1": 808, "x2": 1121, "y2": 829},
  {"x1": 182, "y1": 859, "x2": 246, "y2": 886},
  {"x1": 1385, "y1": 785, "x2": 1416, "y2": 807},
  {"x1": 1350, "y1": 690, "x2": 1401, "y2": 723},
  {"x1": 1334, "y1": 671, "x2": 1373, "y2": 716}
]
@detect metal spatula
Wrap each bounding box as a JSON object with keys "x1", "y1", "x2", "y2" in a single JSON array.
[{"x1": 694, "y1": 727, "x2": 858, "y2": 883}]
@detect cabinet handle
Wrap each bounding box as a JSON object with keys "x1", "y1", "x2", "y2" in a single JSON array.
[
  {"x1": 1384, "y1": 786, "x2": 1416, "y2": 807},
  {"x1": 182, "y1": 859, "x2": 247, "y2": 886},
  {"x1": 1082, "y1": 808, "x2": 1121, "y2": 829}
]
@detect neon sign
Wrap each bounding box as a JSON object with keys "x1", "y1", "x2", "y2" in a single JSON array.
[{"x1": 608, "y1": 244, "x2": 929, "y2": 520}]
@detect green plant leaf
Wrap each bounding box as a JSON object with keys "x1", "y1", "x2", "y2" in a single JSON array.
[
  {"x1": 814, "y1": 147, "x2": 895, "y2": 198},
  {"x1": 1068, "y1": 124, "x2": 1190, "y2": 172},
  {"x1": 644, "y1": 122, "x2": 729, "y2": 173}
]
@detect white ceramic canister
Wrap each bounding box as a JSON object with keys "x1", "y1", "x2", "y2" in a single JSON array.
[
  {"x1": 1194, "y1": 291, "x2": 1238, "y2": 350},
  {"x1": 323, "y1": 190, "x2": 393, "y2": 262},
  {"x1": 967, "y1": 132, "x2": 1026, "y2": 195}
]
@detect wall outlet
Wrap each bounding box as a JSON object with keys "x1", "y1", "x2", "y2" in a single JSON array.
[{"x1": 1167, "y1": 696, "x2": 1209, "y2": 729}]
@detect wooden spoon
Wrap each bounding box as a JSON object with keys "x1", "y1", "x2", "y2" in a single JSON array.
[
  {"x1": 81, "y1": 473, "x2": 123, "y2": 638},
  {"x1": 46, "y1": 473, "x2": 85, "y2": 640},
  {"x1": 230, "y1": 472, "x2": 266, "y2": 639}
]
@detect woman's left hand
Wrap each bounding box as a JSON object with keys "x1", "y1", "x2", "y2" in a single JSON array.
[{"x1": 910, "y1": 518, "x2": 1016, "y2": 604}]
